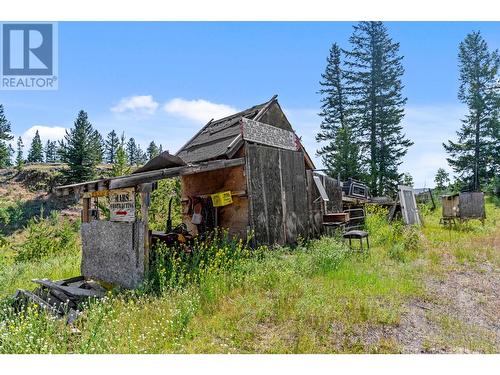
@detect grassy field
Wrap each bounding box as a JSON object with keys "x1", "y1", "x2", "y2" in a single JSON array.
[{"x1": 0, "y1": 184, "x2": 498, "y2": 353}]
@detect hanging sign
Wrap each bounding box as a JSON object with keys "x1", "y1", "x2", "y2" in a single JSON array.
[{"x1": 109, "y1": 188, "x2": 135, "y2": 222}]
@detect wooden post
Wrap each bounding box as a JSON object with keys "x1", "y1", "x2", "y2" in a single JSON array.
[
  {"x1": 139, "y1": 184, "x2": 151, "y2": 276},
  {"x1": 82, "y1": 197, "x2": 91, "y2": 223}
]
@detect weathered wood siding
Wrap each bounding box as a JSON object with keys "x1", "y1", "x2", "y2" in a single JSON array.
[
  {"x1": 306, "y1": 171, "x2": 343, "y2": 236},
  {"x1": 180, "y1": 165, "x2": 248, "y2": 238},
  {"x1": 442, "y1": 195, "x2": 459, "y2": 218},
  {"x1": 246, "y1": 143, "x2": 309, "y2": 245},
  {"x1": 459, "y1": 192, "x2": 485, "y2": 219}
]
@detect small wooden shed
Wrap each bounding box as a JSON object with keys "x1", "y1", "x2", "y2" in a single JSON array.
[
  {"x1": 441, "y1": 192, "x2": 485, "y2": 222},
  {"x1": 176, "y1": 95, "x2": 342, "y2": 245}
]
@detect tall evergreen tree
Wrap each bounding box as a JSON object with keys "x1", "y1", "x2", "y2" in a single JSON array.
[
  {"x1": 44, "y1": 140, "x2": 58, "y2": 162},
  {"x1": 0, "y1": 104, "x2": 14, "y2": 168},
  {"x1": 146, "y1": 140, "x2": 160, "y2": 160},
  {"x1": 126, "y1": 138, "x2": 138, "y2": 165},
  {"x1": 344, "y1": 22, "x2": 413, "y2": 195},
  {"x1": 58, "y1": 110, "x2": 102, "y2": 183},
  {"x1": 26, "y1": 130, "x2": 44, "y2": 163},
  {"x1": 105, "y1": 130, "x2": 119, "y2": 164},
  {"x1": 16, "y1": 137, "x2": 24, "y2": 170},
  {"x1": 111, "y1": 144, "x2": 130, "y2": 177},
  {"x1": 95, "y1": 131, "x2": 105, "y2": 164},
  {"x1": 443, "y1": 31, "x2": 500, "y2": 191},
  {"x1": 134, "y1": 144, "x2": 148, "y2": 165},
  {"x1": 316, "y1": 43, "x2": 362, "y2": 180}
]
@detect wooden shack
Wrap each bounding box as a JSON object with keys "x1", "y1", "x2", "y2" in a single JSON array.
[
  {"x1": 55, "y1": 96, "x2": 345, "y2": 288},
  {"x1": 441, "y1": 192, "x2": 485, "y2": 223},
  {"x1": 176, "y1": 95, "x2": 342, "y2": 245}
]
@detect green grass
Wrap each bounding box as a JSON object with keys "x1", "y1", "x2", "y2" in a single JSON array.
[{"x1": 0, "y1": 198, "x2": 498, "y2": 353}]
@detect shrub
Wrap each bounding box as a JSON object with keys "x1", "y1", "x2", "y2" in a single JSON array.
[
  {"x1": 387, "y1": 225, "x2": 422, "y2": 262},
  {"x1": 402, "y1": 225, "x2": 422, "y2": 252},
  {"x1": 14, "y1": 211, "x2": 79, "y2": 262}
]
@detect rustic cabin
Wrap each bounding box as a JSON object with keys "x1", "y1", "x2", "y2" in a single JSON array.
[{"x1": 55, "y1": 96, "x2": 355, "y2": 289}]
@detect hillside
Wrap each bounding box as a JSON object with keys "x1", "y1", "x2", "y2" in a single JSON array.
[{"x1": 0, "y1": 166, "x2": 499, "y2": 353}]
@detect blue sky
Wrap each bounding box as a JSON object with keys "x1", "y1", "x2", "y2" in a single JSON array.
[{"x1": 1, "y1": 22, "x2": 499, "y2": 186}]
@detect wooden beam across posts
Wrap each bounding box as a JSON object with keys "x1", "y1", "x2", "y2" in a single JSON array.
[
  {"x1": 109, "y1": 158, "x2": 246, "y2": 190},
  {"x1": 55, "y1": 158, "x2": 246, "y2": 197}
]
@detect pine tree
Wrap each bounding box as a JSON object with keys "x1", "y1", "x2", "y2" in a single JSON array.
[
  {"x1": 105, "y1": 130, "x2": 119, "y2": 164},
  {"x1": 344, "y1": 22, "x2": 413, "y2": 195},
  {"x1": 316, "y1": 43, "x2": 362, "y2": 180},
  {"x1": 0, "y1": 104, "x2": 14, "y2": 168},
  {"x1": 134, "y1": 145, "x2": 148, "y2": 165},
  {"x1": 15, "y1": 137, "x2": 24, "y2": 170},
  {"x1": 146, "y1": 141, "x2": 160, "y2": 160},
  {"x1": 434, "y1": 168, "x2": 450, "y2": 191},
  {"x1": 95, "y1": 131, "x2": 105, "y2": 164},
  {"x1": 26, "y1": 130, "x2": 44, "y2": 163},
  {"x1": 111, "y1": 144, "x2": 130, "y2": 177},
  {"x1": 126, "y1": 138, "x2": 138, "y2": 165},
  {"x1": 45, "y1": 140, "x2": 58, "y2": 162},
  {"x1": 443, "y1": 31, "x2": 500, "y2": 192},
  {"x1": 58, "y1": 110, "x2": 102, "y2": 183},
  {"x1": 158, "y1": 144, "x2": 163, "y2": 154}
]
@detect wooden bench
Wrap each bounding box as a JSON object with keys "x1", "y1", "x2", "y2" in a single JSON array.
[{"x1": 342, "y1": 230, "x2": 369, "y2": 251}]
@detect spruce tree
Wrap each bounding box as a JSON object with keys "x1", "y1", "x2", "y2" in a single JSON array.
[
  {"x1": 105, "y1": 130, "x2": 119, "y2": 164},
  {"x1": 344, "y1": 22, "x2": 412, "y2": 195},
  {"x1": 95, "y1": 131, "x2": 105, "y2": 164},
  {"x1": 27, "y1": 130, "x2": 44, "y2": 163},
  {"x1": 146, "y1": 141, "x2": 160, "y2": 160},
  {"x1": 126, "y1": 138, "x2": 138, "y2": 165},
  {"x1": 45, "y1": 140, "x2": 58, "y2": 162},
  {"x1": 16, "y1": 137, "x2": 24, "y2": 170},
  {"x1": 134, "y1": 145, "x2": 148, "y2": 165},
  {"x1": 316, "y1": 43, "x2": 362, "y2": 180},
  {"x1": 443, "y1": 31, "x2": 500, "y2": 191},
  {"x1": 58, "y1": 110, "x2": 102, "y2": 183},
  {"x1": 0, "y1": 104, "x2": 13, "y2": 168}
]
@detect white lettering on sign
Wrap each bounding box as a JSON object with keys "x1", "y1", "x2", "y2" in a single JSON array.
[
  {"x1": 241, "y1": 118, "x2": 299, "y2": 151},
  {"x1": 109, "y1": 188, "x2": 135, "y2": 222}
]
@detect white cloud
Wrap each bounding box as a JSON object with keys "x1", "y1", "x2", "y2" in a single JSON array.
[
  {"x1": 400, "y1": 104, "x2": 464, "y2": 187},
  {"x1": 21, "y1": 125, "x2": 67, "y2": 146},
  {"x1": 111, "y1": 95, "x2": 159, "y2": 115},
  {"x1": 163, "y1": 98, "x2": 237, "y2": 123}
]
